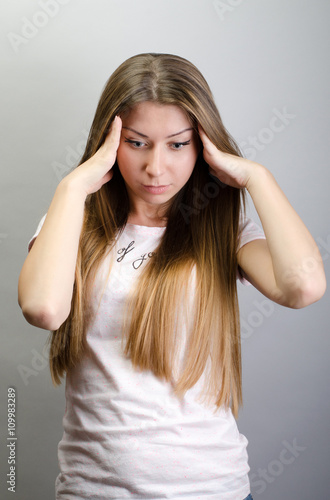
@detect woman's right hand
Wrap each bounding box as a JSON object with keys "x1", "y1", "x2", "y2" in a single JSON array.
[{"x1": 65, "y1": 115, "x2": 122, "y2": 196}]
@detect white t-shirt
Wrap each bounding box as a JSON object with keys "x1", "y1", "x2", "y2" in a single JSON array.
[{"x1": 28, "y1": 215, "x2": 265, "y2": 500}]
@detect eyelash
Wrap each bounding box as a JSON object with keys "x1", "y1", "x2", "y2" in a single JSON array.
[{"x1": 124, "y1": 139, "x2": 191, "y2": 150}]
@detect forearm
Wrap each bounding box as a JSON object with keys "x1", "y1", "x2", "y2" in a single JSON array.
[
  {"x1": 18, "y1": 177, "x2": 87, "y2": 330},
  {"x1": 246, "y1": 165, "x2": 326, "y2": 305}
]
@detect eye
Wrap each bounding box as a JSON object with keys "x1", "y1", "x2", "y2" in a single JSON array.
[
  {"x1": 171, "y1": 140, "x2": 191, "y2": 150},
  {"x1": 124, "y1": 139, "x2": 146, "y2": 148}
]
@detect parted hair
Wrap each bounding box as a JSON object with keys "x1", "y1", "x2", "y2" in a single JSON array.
[{"x1": 46, "y1": 53, "x2": 246, "y2": 419}]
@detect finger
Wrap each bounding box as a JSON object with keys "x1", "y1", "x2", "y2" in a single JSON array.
[
  {"x1": 198, "y1": 124, "x2": 207, "y2": 140},
  {"x1": 198, "y1": 124, "x2": 213, "y2": 142},
  {"x1": 102, "y1": 116, "x2": 122, "y2": 154},
  {"x1": 107, "y1": 115, "x2": 122, "y2": 143},
  {"x1": 198, "y1": 125, "x2": 216, "y2": 150}
]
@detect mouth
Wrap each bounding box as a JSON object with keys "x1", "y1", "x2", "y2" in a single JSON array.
[{"x1": 142, "y1": 185, "x2": 170, "y2": 194}]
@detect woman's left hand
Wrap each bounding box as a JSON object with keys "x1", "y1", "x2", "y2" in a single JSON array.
[{"x1": 198, "y1": 125, "x2": 262, "y2": 189}]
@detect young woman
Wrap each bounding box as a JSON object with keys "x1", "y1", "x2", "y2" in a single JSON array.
[{"x1": 18, "y1": 53, "x2": 326, "y2": 500}]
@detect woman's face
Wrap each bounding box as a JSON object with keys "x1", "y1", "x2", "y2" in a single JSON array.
[{"x1": 116, "y1": 101, "x2": 200, "y2": 224}]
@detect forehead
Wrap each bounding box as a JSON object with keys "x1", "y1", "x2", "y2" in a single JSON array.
[{"x1": 122, "y1": 102, "x2": 192, "y2": 131}]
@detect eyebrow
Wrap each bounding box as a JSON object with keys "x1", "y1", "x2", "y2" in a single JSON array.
[{"x1": 122, "y1": 126, "x2": 194, "y2": 139}]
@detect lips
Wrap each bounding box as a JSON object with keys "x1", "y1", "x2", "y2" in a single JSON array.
[{"x1": 142, "y1": 185, "x2": 170, "y2": 194}]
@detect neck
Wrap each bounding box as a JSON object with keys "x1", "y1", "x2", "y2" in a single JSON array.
[{"x1": 127, "y1": 213, "x2": 167, "y2": 227}]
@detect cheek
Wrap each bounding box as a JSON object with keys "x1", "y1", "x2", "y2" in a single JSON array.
[
  {"x1": 116, "y1": 146, "x2": 131, "y2": 178},
  {"x1": 181, "y1": 151, "x2": 198, "y2": 175},
  {"x1": 116, "y1": 144, "x2": 125, "y2": 167}
]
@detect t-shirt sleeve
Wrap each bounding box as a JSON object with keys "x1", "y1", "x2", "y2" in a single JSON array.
[
  {"x1": 27, "y1": 213, "x2": 47, "y2": 252},
  {"x1": 237, "y1": 217, "x2": 266, "y2": 286}
]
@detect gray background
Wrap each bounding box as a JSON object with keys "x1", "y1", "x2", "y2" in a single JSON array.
[{"x1": 1, "y1": 1, "x2": 329, "y2": 499}]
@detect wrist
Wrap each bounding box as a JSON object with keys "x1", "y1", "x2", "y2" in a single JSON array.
[
  {"x1": 57, "y1": 175, "x2": 88, "y2": 202},
  {"x1": 245, "y1": 163, "x2": 273, "y2": 193}
]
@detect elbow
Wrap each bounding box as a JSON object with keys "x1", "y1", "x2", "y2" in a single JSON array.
[
  {"x1": 286, "y1": 275, "x2": 327, "y2": 309},
  {"x1": 19, "y1": 301, "x2": 69, "y2": 331}
]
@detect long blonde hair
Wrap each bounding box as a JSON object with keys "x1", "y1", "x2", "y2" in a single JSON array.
[{"x1": 47, "y1": 53, "x2": 246, "y2": 419}]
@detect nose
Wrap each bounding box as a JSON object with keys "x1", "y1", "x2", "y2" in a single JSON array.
[{"x1": 145, "y1": 145, "x2": 164, "y2": 178}]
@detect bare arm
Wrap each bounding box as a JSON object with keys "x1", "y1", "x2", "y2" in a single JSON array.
[
  {"x1": 18, "y1": 116, "x2": 122, "y2": 330},
  {"x1": 198, "y1": 126, "x2": 326, "y2": 308},
  {"x1": 237, "y1": 166, "x2": 326, "y2": 308}
]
